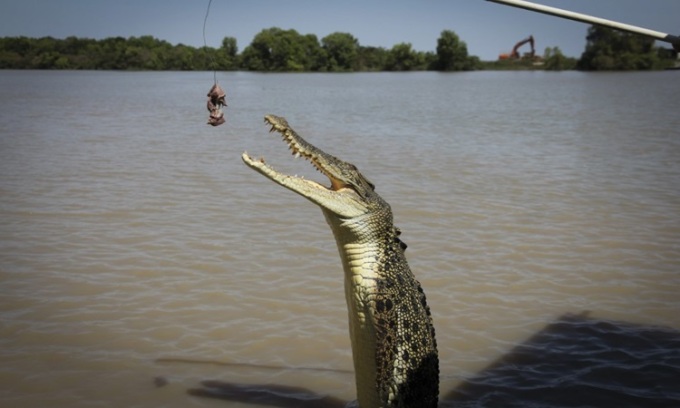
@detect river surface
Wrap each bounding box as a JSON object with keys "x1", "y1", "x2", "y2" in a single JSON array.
[{"x1": 1, "y1": 70, "x2": 679, "y2": 407}]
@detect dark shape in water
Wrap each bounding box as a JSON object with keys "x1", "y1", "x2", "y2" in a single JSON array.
[
  {"x1": 153, "y1": 376, "x2": 168, "y2": 388},
  {"x1": 441, "y1": 312, "x2": 680, "y2": 408}
]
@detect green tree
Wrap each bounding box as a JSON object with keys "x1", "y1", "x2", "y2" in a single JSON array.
[
  {"x1": 0, "y1": 36, "x2": 30, "y2": 68},
  {"x1": 241, "y1": 27, "x2": 312, "y2": 71},
  {"x1": 356, "y1": 46, "x2": 388, "y2": 71},
  {"x1": 124, "y1": 36, "x2": 162, "y2": 70},
  {"x1": 169, "y1": 44, "x2": 196, "y2": 70},
  {"x1": 321, "y1": 32, "x2": 359, "y2": 71},
  {"x1": 217, "y1": 36, "x2": 238, "y2": 70},
  {"x1": 300, "y1": 33, "x2": 326, "y2": 71},
  {"x1": 577, "y1": 25, "x2": 670, "y2": 70},
  {"x1": 31, "y1": 51, "x2": 59, "y2": 69},
  {"x1": 543, "y1": 46, "x2": 576, "y2": 71},
  {"x1": 98, "y1": 36, "x2": 127, "y2": 69},
  {"x1": 433, "y1": 30, "x2": 476, "y2": 71},
  {"x1": 240, "y1": 30, "x2": 272, "y2": 71},
  {"x1": 385, "y1": 43, "x2": 428, "y2": 71}
]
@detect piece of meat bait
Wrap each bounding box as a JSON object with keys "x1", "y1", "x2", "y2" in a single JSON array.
[{"x1": 206, "y1": 83, "x2": 227, "y2": 127}]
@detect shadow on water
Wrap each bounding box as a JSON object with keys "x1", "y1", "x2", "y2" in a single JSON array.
[
  {"x1": 174, "y1": 312, "x2": 680, "y2": 407},
  {"x1": 440, "y1": 312, "x2": 680, "y2": 408},
  {"x1": 155, "y1": 357, "x2": 353, "y2": 375},
  {"x1": 188, "y1": 381, "x2": 348, "y2": 408}
]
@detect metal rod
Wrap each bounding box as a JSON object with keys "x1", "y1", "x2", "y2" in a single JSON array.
[{"x1": 487, "y1": 0, "x2": 680, "y2": 50}]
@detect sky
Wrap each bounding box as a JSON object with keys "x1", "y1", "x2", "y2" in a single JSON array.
[{"x1": 1, "y1": 0, "x2": 678, "y2": 60}]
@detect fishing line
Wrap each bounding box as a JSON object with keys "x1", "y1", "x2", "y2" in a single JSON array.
[{"x1": 203, "y1": 0, "x2": 217, "y2": 84}]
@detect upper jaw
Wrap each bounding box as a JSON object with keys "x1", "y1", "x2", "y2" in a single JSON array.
[
  {"x1": 262, "y1": 114, "x2": 351, "y2": 192},
  {"x1": 241, "y1": 116, "x2": 369, "y2": 218}
]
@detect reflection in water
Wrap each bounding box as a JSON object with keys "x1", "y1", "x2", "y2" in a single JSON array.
[{"x1": 187, "y1": 312, "x2": 680, "y2": 407}]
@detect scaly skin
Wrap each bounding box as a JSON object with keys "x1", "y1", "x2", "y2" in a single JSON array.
[{"x1": 242, "y1": 115, "x2": 438, "y2": 408}]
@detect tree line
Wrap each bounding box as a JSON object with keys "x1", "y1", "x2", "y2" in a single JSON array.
[
  {"x1": 0, "y1": 26, "x2": 675, "y2": 72},
  {"x1": 0, "y1": 29, "x2": 477, "y2": 72},
  {"x1": 577, "y1": 25, "x2": 675, "y2": 70},
  {"x1": 0, "y1": 35, "x2": 237, "y2": 71}
]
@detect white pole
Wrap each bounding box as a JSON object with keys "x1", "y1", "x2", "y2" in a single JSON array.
[{"x1": 486, "y1": 0, "x2": 680, "y2": 50}]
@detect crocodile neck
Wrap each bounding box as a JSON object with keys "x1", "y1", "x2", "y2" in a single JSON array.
[
  {"x1": 242, "y1": 115, "x2": 439, "y2": 408},
  {"x1": 326, "y1": 209, "x2": 381, "y2": 407},
  {"x1": 323, "y1": 204, "x2": 438, "y2": 408}
]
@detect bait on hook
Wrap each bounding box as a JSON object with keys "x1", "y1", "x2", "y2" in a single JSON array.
[
  {"x1": 203, "y1": 0, "x2": 227, "y2": 126},
  {"x1": 206, "y1": 83, "x2": 227, "y2": 126}
]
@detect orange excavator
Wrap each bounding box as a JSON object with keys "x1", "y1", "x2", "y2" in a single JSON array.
[{"x1": 499, "y1": 35, "x2": 535, "y2": 59}]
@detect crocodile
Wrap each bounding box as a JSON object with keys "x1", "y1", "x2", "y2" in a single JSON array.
[{"x1": 241, "y1": 115, "x2": 439, "y2": 408}]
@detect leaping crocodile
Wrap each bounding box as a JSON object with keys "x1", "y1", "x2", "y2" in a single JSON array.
[{"x1": 242, "y1": 115, "x2": 439, "y2": 408}]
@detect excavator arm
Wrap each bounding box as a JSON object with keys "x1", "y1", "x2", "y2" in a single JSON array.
[
  {"x1": 511, "y1": 35, "x2": 534, "y2": 58},
  {"x1": 499, "y1": 35, "x2": 535, "y2": 60}
]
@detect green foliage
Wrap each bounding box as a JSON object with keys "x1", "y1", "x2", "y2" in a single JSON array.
[
  {"x1": 0, "y1": 35, "x2": 239, "y2": 71},
  {"x1": 301, "y1": 34, "x2": 327, "y2": 71},
  {"x1": 0, "y1": 29, "x2": 469, "y2": 72},
  {"x1": 218, "y1": 36, "x2": 239, "y2": 70},
  {"x1": 241, "y1": 27, "x2": 320, "y2": 72},
  {"x1": 577, "y1": 25, "x2": 673, "y2": 70},
  {"x1": 0, "y1": 30, "x2": 582, "y2": 73},
  {"x1": 321, "y1": 32, "x2": 359, "y2": 72},
  {"x1": 355, "y1": 46, "x2": 389, "y2": 71},
  {"x1": 433, "y1": 30, "x2": 478, "y2": 71},
  {"x1": 15, "y1": 25, "x2": 671, "y2": 72},
  {"x1": 384, "y1": 43, "x2": 430, "y2": 71},
  {"x1": 543, "y1": 47, "x2": 577, "y2": 71}
]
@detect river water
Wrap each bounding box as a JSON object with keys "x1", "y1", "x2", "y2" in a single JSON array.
[{"x1": 1, "y1": 70, "x2": 679, "y2": 407}]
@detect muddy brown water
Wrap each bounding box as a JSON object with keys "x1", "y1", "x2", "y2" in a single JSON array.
[{"x1": 1, "y1": 70, "x2": 679, "y2": 407}]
